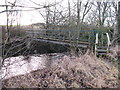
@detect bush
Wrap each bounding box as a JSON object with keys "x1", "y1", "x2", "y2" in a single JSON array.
[{"x1": 9, "y1": 28, "x2": 26, "y2": 38}]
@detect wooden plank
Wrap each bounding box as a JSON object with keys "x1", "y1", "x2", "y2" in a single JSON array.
[
  {"x1": 97, "y1": 46, "x2": 109, "y2": 49},
  {"x1": 34, "y1": 38, "x2": 88, "y2": 48},
  {"x1": 97, "y1": 53, "x2": 107, "y2": 55},
  {"x1": 96, "y1": 49, "x2": 108, "y2": 52}
]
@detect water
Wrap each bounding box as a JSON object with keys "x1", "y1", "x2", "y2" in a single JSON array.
[{"x1": 1, "y1": 55, "x2": 48, "y2": 79}]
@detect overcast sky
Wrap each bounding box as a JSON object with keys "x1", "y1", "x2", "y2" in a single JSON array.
[
  {"x1": 0, "y1": 0, "x2": 70, "y2": 25},
  {"x1": 0, "y1": 0, "x2": 119, "y2": 25}
]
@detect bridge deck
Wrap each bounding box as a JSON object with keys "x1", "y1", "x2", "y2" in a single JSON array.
[{"x1": 33, "y1": 38, "x2": 91, "y2": 48}]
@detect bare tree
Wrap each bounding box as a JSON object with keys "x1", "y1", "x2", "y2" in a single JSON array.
[
  {"x1": 118, "y1": 2, "x2": 120, "y2": 34},
  {"x1": 81, "y1": 1, "x2": 92, "y2": 24},
  {"x1": 77, "y1": 0, "x2": 81, "y2": 28},
  {"x1": 96, "y1": 2, "x2": 112, "y2": 27},
  {"x1": 87, "y1": 2, "x2": 115, "y2": 28}
]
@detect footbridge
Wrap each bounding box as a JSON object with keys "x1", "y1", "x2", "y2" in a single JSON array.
[{"x1": 26, "y1": 29, "x2": 112, "y2": 55}]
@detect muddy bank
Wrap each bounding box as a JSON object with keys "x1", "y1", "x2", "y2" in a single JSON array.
[{"x1": 2, "y1": 53, "x2": 118, "y2": 88}]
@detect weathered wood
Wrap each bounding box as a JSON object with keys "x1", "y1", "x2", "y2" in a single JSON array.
[
  {"x1": 26, "y1": 29, "x2": 111, "y2": 55},
  {"x1": 96, "y1": 49, "x2": 108, "y2": 52},
  {"x1": 34, "y1": 38, "x2": 88, "y2": 48}
]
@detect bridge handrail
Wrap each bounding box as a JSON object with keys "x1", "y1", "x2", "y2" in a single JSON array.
[
  {"x1": 106, "y1": 33, "x2": 111, "y2": 46},
  {"x1": 95, "y1": 33, "x2": 98, "y2": 44}
]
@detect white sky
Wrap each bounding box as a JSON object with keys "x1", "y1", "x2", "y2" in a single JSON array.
[
  {"x1": 0, "y1": 0, "x2": 119, "y2": 25},
  {"x1": 0, "y1": 0, "x2": 70, "y2": 25}
]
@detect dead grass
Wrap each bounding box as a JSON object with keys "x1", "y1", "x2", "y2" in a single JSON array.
[
  {"x1": 109, "y1": 45, "x2": 119, "y2": 59},
  {"x1": 2, "y1": 53, "x2": 119, "y2": 88}
]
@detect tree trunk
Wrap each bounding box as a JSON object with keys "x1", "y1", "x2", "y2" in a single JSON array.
[
  {"x1": 118, "y1": 2, "x2": 120, "y2": 34},
  {"x1": 77, "y1": 0, "x2": 81, "y2": 27},
  {"x1": 46, "y1": 7, "x2": 50, "y2": 29},
  {"x1": 76, "y1": 0, "x2": 81, "y2": 42}
]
